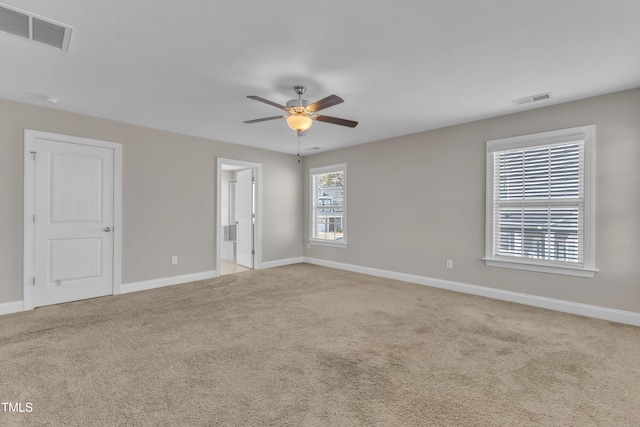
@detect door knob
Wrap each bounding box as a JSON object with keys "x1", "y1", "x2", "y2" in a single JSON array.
[{"x1": 104, "y1": 227, "x2": 111, "y2": 232}]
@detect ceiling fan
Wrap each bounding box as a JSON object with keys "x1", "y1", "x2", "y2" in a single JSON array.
[{"x1": 243, "y1": 85, "x2": 358, "y2": 133}]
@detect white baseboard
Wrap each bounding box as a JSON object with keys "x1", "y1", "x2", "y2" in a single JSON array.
[
  {"x1": 120, "y1": 270, "x2": 217, "y2": 295},
  {"x1": 258, "y1": 257, "x2": 304, "y2": 270},
  {"x1": 303, "y1": 257, "x2": 640, "y2": 327},
  {"x1": 0, "y1": 300, "x2": 24, "y2": 315}
]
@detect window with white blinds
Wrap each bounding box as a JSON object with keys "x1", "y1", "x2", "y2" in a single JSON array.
[
  {"x1": 310, "y1": 164, "x2": 347, "y2": 246},
  {"x1": 485, "y1": 125, "x2": 597, "y2": 277}
]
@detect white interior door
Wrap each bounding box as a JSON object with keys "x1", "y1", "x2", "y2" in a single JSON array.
[
  {"x1": 235, "y1": 168, "x2": 254, "y2": 268},
  {"x1": 33, "y1": 138, "x2": 115, "y2": 307}
]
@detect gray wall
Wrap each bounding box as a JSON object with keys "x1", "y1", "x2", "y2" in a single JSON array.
[
  {"x1": 0, "y1": 98, "x2": 303, "y2": 303},
  {"x1": 3, "y1": 89, "x2": 638, "y2": 313},
  {"x1": 303, "y1": 88, "x2": 640, "y2": 313}
]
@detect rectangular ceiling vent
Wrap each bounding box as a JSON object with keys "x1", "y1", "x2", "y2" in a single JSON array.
[
  {"x1": 513, "y1": 92, "x2": 552, "y2": 106},
  {"x1": 0, "y1": 3, "x2": 72, "y2": 51}
]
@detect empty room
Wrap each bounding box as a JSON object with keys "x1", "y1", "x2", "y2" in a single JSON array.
[{"x1": 1, "y1": 1, "x2": 639, "y2": 425}]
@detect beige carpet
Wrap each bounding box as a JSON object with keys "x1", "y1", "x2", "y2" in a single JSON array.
[{"x1": 1, "y1": 263, "x2": 639, "y2": 426}]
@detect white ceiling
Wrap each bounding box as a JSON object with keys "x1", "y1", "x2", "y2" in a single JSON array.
[{"x1": 2, "y1": 1, "x2": 639, "y2": 155}]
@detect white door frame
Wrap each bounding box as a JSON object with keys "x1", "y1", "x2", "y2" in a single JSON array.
[
  {"x1": 216, "y1": 157, "x2": 262, "y2": 276},
  {"x1": 23, "y1": 130, "x2": 123, "y2": 310}
]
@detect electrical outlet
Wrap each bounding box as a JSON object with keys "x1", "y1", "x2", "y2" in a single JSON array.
[
  {"x1": 171, "y1": 256, "x2": 178, "y2": 265},
  {"x1": 307, "y1": 243, "x2": 311, "y2": 250},
  {"x1": 446, "y1": 259, "x2": 453, "y2": 269}
]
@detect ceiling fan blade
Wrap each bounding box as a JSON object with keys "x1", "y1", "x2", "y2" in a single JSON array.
[
  {"x1": 243, "y1": 116, "x2": 287, "y2": 124},
  {"x1": 307, "y1": 95, "x2": 344, "y2": 112},
  {"x1": 247, "y1": 95, "x2": 287, "y2": 111},
  {"x1": 314, "y1": 115, "x2": 358, "y2": 128}
]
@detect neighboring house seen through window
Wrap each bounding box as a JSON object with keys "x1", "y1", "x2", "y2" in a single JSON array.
[
  {"x1": 485, "y1": 125, "x2": 597, "y2": 277},
  {"x1": 310, "y1": 164, "x2": 347, "y2": 247}
]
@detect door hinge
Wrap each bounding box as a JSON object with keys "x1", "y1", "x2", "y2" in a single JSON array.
[
  {"x1": 251, "y1": 250, "x2": 255, "y2": 255},
  {"x1": 33, "y1": 214, "x2": 36, "y2": 223},
  {"x1": 30, "y1": 151, "x2": 37, "y2": 161},
  {"x1": 32, "y1": 277, "x2": 36, "y2": 285}
]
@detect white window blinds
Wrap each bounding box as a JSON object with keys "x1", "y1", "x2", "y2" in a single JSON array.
[{"x1": 493, "y1": 143, "x2": 583, "y2": 263}]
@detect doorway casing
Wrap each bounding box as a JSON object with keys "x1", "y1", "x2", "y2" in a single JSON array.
[{"x1": 216, "y1": 158, "x2": 262, "y2": 277}]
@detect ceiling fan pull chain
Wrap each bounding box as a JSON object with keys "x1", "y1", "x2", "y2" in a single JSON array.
[{"x1": 297, "y1": 131, "x2": 301, "y2": 163}]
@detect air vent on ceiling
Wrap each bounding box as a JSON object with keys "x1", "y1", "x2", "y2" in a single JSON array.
[
  {"x1": 0, "y1": 2, "x2": 72, "y2": 51},
  {"x1": 512, "y1": 92, "x2": 552, "y2": 106}
]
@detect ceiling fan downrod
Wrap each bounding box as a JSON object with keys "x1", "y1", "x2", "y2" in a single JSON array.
[{"x1": 287, "y1": 86, "x2": 310, "y2": 110}]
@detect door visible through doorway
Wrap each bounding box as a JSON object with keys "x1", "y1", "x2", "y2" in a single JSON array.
[{"x1": 217, "y1": 158, "x2": 261, "y2": 276}]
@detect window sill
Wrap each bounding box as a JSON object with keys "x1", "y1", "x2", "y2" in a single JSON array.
[
  {"x1": 483, "y1": 258, "x2": 598, "y2": 278},
  {"x1": 309, "y1": 239, "x2": 348, "y2": 248}
]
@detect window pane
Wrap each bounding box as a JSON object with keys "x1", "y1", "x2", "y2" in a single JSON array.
[
  {"x1": 497, "y1": 143, "x2": 581, "y2": 200},
  {"x1": 496, "y1": 205, "x2": 582, "y2": 263},
  {"x1": 312, "y1": 168, "x2": 345, "y2": 241}
]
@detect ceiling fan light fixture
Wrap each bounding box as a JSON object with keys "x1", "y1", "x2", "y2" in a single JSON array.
[
  {"x1": 245, "y1": 86, "x2": 357, "y2": 131},
  {"x1": 286, "y1": 114, "x2": 313, "y2": 132}
]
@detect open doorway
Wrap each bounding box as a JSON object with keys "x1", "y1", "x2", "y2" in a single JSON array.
[{"x1": 216, "y1": 158, "x2": 262, "y2": 276}]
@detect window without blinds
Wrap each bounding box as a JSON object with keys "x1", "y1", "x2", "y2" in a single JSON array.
[
  {"x1": 485, "y1": 125, "x2": 596, "y2": 277},
  {"x1": 311, "y1": 164, "x2": 346, "y2": 244}
]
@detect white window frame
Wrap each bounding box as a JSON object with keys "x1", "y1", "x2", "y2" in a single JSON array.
[
  {"x1": 310, "y1": 164, "x2": 347, "y2": 248},
  {"x1": 484, "y1": 125, "x2": 597, "y2": 277}
]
